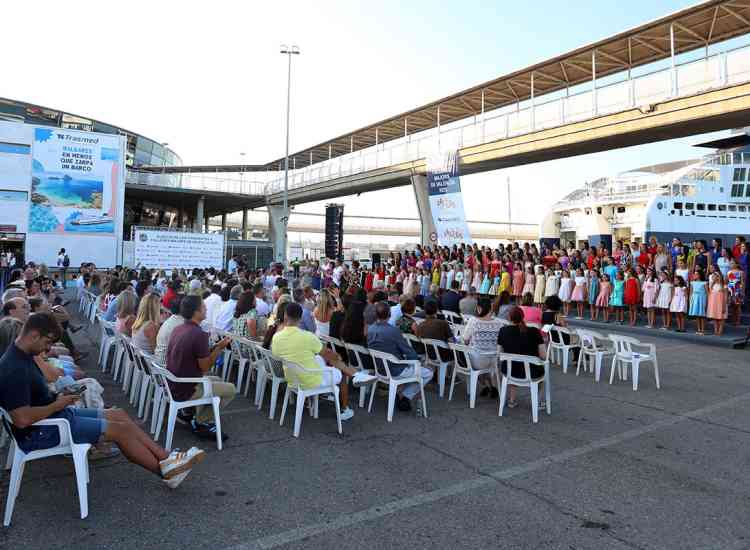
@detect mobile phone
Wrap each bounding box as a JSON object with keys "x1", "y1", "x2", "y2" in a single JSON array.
[{"x1": 62, "y1": 384, "x2": 87, "y2": 395}]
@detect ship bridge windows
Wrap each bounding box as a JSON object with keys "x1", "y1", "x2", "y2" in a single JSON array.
[
  {"x1": 733, "y1": 168, "x2": 747, "y2": 181},
  {"x1": 746, "y1": 185, "x2": 750, "y2": 198},
  {"x1": 731, "y1": 183, "x2": 746, "y2": 197}
]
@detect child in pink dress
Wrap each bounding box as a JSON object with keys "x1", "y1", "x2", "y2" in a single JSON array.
[
  {"x1": 511, "y1": 262, "x2": 525, "y2": 303},
  {"x1": 570, "y1": 268, "x2": 587, "y2": 319},
  {"x1": 596, "y1": 274, "x2": 612, "y2": 323}
]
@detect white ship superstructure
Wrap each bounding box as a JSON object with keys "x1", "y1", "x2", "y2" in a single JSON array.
[{"x1": 540, "y1": 134, "x2": 750, "y2": 249}]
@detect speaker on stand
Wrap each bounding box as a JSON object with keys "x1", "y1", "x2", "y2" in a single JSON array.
[{"x1": 324, "y1": 203, "x2": 344, "y2": 261}]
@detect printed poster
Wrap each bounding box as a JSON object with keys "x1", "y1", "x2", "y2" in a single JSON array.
[
  {"x1": 29, "y1": 127, "x2": 122, "y2": 233},
  {"x1": 426, "y1": 151, "x2": 472, "y2": 246}
]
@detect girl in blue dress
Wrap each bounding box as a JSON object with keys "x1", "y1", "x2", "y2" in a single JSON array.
[
  {"x1": 689, "y1": 271, "x2": 708, "y2": 335},
  {"x1": 587, "y1": 268, "x2": 600, "y2": 320},
  {"x1": 610, "y1": 270, "x2": 625, "y2": 324}
]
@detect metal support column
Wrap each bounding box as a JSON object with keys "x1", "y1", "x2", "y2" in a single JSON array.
[
  {"x1": 221, "y1": 213, "x2": 227, "y2": 233},
  {"x1": 530, "y1": 72, "x2": 535, "y2": 130},
  {"x1": 328, "y1": 144, "x2": 332, "y2": 159},
  {"x1": 404, "y1": 117, "x2": 408, "y2": 139},
  {"x1": 437, "y1": 105, "x2": 441, "y2": 150},
  {"x1": 194, "y1": 196, "x2": 205, "y2": 232},
  {"x1": 592, "y1": 50, "x2": 597, "y2": 116},
  {"x1": 481, "y1": 89, "x2": 486, "y2": 143},
  {"x1": 241, "y1": 208, "x2": 248, "y2": 240},
  {"x1": 669, "y1": 24, "x2": 677, "y2": 97}
]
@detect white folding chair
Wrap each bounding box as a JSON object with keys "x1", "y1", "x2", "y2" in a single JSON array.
[
  {"x1": 421, "y1": 338, "x2": 452, "y2": 398},
  {"x1": 254, "y1": 346, "x2": 287, "y2": 419},
  {"x1": 96, "y1": 317, "x2": 117, "y2": 372},
  {"x1": 278, "y1": 359, "x2": 342, "y2": 438},
  {"x1": 440, "y1": 310, "x2": 463, "y2": 326},
  {"x1": 608, "y1": 335, "x2": 660, "y2": 391},
  {"x1": 576, "y1": 329, "x2": 614, "y2": 382},
  {"x1": 225, "y1": 334, "x2": 252, "y2": 395},
  {"x1": 368, "y1": 349, "x2": 428, "y2": 422},
  {"x1": 151, "y1": 364, "x2": 224, "y2": 450},
  {"x1": 344, "y1": 342, "x2": 376, "y2": 408},
  {"x1": 544, "y1": 325, "x2": 579, "y2": 374},
  {"x1": 1, "y1": 408, "x2": 91, "y2": 526},
  {"x1": 497, "y1": 353, "x2": 551, "y2": 423},
  {"x1": 448, "y1": 342, "x2": 494, "y2": 408}
]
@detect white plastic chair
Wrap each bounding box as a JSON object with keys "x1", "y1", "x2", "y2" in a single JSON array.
[
  {"x1": 440, "y1": 310, "x2": 463, "y2": 325},
  {"x1": 278, "y1": 359, "x2": 342, "y2": 438},
  {"x1": 544, "y1": 325, "x2": 579, "y2": 374},
  {"x1": 96, "y1": 317, "x2": 117, "y2": 372},
  {"x1": 576, "y1": 329, "x2": 614, "y2": 382},
  {"x1": 254, "y1": 346, "x2": 287, "y2": 419},
  {"x1": 1, "y1": 408, "x2": 91, "y2": 526},
  {"x1": 367, "y1": 349, "x2": 428, "y2": 422},
  {"x1": 224, "y1": 334, "x2": 252, "y2": 395},
  {"x1": 608, "y1": 335, "x2": 660, "y2": 391},
  {"x1": 151, "y1": 364, "x2": 224, "y2": 451},
  {"x1": 421, "y1": 338, "x2": 452, "y2": 398},
  {"x1": 447, "y1": 342, "x2": 494, "y2": 408},
  {"x1": 344, "y1": 342, "x2": 376, "y2": 408},
  {"x1": 497, "y1": 353, "x2": 551, "y2": 423}
]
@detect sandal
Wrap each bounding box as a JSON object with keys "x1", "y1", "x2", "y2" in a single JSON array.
[{"x1": 507, "y1": 399, "x2": 518, "y2": 409}]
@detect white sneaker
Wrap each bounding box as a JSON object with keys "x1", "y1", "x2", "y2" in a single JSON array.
[
  {"x1": 352, "y1": 371, "x2": 376, "y2": 388},
  {"x1": 163, "y1": 470, "x2": 191, "y2": 489},
  {"x1": 159, "y1": 447, "x2": 206, "y2": 480},
  {"x1": 340, "y1": 407, "x2": 354, "y2": 421}
]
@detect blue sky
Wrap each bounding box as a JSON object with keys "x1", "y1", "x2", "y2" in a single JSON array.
[{"x1": 0, "y1": 0, "x2": 738, "y2": 228}]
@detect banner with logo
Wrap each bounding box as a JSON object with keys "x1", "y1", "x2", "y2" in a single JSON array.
[
  {"x1": 426, "y1": 151, "x2": 472, "y2": 246},
  {"x1": 134, "y1": 228, "x2": 225, "y2": 269}
]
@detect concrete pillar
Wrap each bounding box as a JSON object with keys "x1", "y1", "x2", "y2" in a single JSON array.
[
  {"x1": 411, "y1": 174, "x2": 437, "y2": 246},
  {"x1": 267, "y1": 205, "x2": 288, "y2": 264},
  {"x1": 241, "y1": 209, "x2": 248, "y2": 241},
  {"x1": 195, "y1": 196, "x2": 205, "y2": 232},
  {"x1": 221, "y1": 213, "x2": 227, "y2": 233},
  {"x1": 204, "y1": 214, "x2": 210, "y2": 233}
]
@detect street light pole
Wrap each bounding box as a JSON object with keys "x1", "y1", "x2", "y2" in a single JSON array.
[{"x1": 280, "y1": 44, "x2": 300, "y2": 267}]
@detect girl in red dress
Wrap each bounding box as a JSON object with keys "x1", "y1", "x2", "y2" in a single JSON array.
[{"x1": 623, "y1": 269, "x2": 641, "y2": 326}]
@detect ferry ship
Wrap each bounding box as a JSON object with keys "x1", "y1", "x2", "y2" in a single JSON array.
[
  {"x1": 71, "y1": 213, "x2": 112, "y2": 226},
  {"x1": 540, "y1": 133, "x2": 750, "y2": 250}
]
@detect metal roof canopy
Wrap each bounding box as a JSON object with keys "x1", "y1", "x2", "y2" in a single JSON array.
[{"x1": 266, "y1": 0, "x2": 750, "y2": 169}]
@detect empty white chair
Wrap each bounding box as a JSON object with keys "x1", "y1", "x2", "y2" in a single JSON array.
[
  {"x1": 278, "y1": 359, "x2": 342, "y2": 438},
  {"x1": 440, "y1": 310, "x2": 463, "y2": 326},
  {"x1": 575, "y1": 329, "x2": 614, "y2": 382},
  {"x1": 367, "y1": 349, "x2": 429, "y2": 422},
  {"x1": 544, "y1": 325, "x2": 579, "y2": 374},
  {"x1": 1, "y1": 408, "x2": 91, "y2": 526},
  {"x1": 151, "y1": 364, "x2": 224, "y2": 451},
  {"x1": 345, "y1": 342, "x2": 376, "y2": 408},
  {"x1": 608, "y1": 335, "x2": 660, "y2": 391},
  {"x1": 96, "y1": 318, "x2": 117, "y2": 372},
  {"x1": 421, "y1": 338, "x2": 452, "y2": 398},
  {"x1": 254, "y1": 346, "x2": 287, "y2": 419},
  {"x1": 497, "y1": 353, "x2": 551, "y2": 423},
  {"x1": 448, "y1": 343, "x2": 495, "y2": 408}
]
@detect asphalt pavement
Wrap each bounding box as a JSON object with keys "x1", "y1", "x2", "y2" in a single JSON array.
[{"x1": 2, "y1": 306, "x2": 750, "y2": 550}]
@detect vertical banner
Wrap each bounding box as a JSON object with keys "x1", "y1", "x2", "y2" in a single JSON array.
[
  {"x1": 426, "y1": 151, "x2": 472, "y2": 246},
  {"x1": 30, "y1": 127, "x2": 120, "y2": 233}
]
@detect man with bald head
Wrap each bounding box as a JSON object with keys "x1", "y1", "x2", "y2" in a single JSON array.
[{"x1": 367, "y1": 301, "x2": 433, "y2": 413}]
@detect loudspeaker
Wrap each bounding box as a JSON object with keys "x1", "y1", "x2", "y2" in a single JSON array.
[
  {"x1": 324, "y1": 203, "x2": 344, "y2": 261},
  {"x1": 372, "y1": 252, "x2": 381, "y2": 266}
]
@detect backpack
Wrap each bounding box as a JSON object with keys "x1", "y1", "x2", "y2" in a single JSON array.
[{"x1": 62, "y1": 254, "x2": 70, "y2": 267}]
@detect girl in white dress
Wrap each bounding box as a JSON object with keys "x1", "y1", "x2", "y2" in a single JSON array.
[
  {"x1": 669, "y1": 275, "x2": 688, "y2": 332},
  {"x1": 472, "y1": 269, "x2": 483, "y2": 291},
  {"x1": 461, "y1": 267, "x2": 471, "y2": 292},
  {"x1": 557, "y1": 270, "x2": 573, "y2": 317},
  {"x1": 655, "y1": 271, "x2": 673, "y2": 329},
  {"x1": 544, "y1": 268, "x2": 559, "y2": 300},
  {"x1": 533, "y1": 266, "x2": 546, "y2": 307}
]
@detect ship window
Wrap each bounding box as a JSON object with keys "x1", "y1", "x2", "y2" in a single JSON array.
[
  {"x1": 673, "y1": 202, "x2": 683, "y2": 209},
  {"x1": 596, "y1": 207, "x2": 602, "y2": 214},
  {"x1": 734, "y1": 168, "x2": 746, "y2": 181},
  {"x1": 697, "y1": 203, "x2": 705, "y2": 211},
  {"x1": 719, "y1": 204, "x2": 727, "y2": 211},
  {"x1": 732, "y1": 184, "x2": 746, "y2": 197},
  {"x1": 740, "y1": 206, "x2": 747, "y2": 212},
  {"x1": 729, "y1": 205, "x2": 737, "y2": 211},
  {"x1": 746, "y1": 185, "x2": 750, "y2": 198},
  {"x1": 617, "y1": 206, "x2": 626, "y2": 213},
  {"x1": 708, "y1": 204, "x2": 716, "y2": 211},
  {"x1": 685, "y1": 202, "x2": 694, "y2": 210}
]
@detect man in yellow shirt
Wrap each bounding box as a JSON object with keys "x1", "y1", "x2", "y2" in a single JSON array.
[{"x1": 271, "y1": 303, "x2": 374, "y2": 421}]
